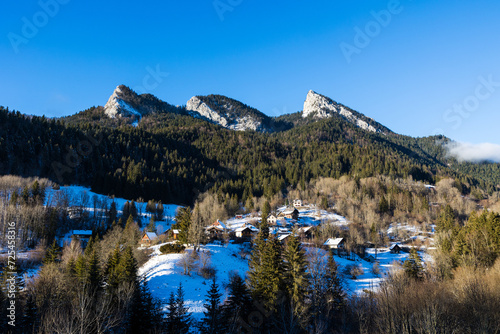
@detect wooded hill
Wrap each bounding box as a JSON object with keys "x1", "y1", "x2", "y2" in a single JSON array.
[{"x1": 1, "y1": 93, "x2": 499, "y2": 205}]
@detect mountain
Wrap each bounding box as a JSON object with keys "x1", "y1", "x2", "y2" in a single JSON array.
[
  {"x1": 103, "y1": 85, "x2": 182, "y2": 119},
  {"x1": 186, "y1": 94, "x2": 287, "y2": 132},
  {"x1": 302, "y1": 90, "x2": 391, "y2": 134}
]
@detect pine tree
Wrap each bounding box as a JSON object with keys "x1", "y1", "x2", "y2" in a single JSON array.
[
  {"x1": 108, "y1": 201, "x2": 117, "y2": 225},
  {"x1": 86, "y1": 248, "x2": 103, "y2": 293},
  {"x1": 174, "y1": 207, "x2": 191, "y2": 244},
  {"x1": 404, "y1": 248, "x2": 424, "y2": 280},
  {"x1": 22, "y1": 291, "x2": 39, "y2": 333},
  {"x1": 43, "y1": 239, "x2": 61, "y2": 264},
  {"x1": 199, "y1": 277, "x2": 225, "y2": 334},
  {"x1": 166, "y1": 283, "x2": 192, "y2": 334},
  {"x1": 129, "y1": 280, "x2": 164, "y2": 333},
  {"x1": 116, "y1": 246, "x2": 138, "y2": 286},
  {"x1": 105, "y1": 245, "x2": 121, "y2": 292},
  {"x1": 325, "y1": 252, "x2": 345, "y2": 315},
  {"x1": 283, "y1": 233, "x2": 308, "y2": 314},
  {"x1": 224, "y1": 273, "x2": 253, "y2": 332},
  {"x1": 259, "y1": 234, "x2": 284, "y2": 311}
]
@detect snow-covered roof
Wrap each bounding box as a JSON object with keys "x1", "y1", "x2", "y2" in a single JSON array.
[
  {"x1": 144, "y1": 232, "x2": 158, "y2": 240},
  {"x1": 72, "y1": 230, "x2": 92, "y2": 236},
  {"x1": 298, "y1": 226, "x2": 313, "y2": 233},
  {"x1": 235, "y1": 224, "x2": 258, "y2": 233},
  {"x1": 323, "y1": 237, "x2": 344, "y2": 247},
  {"x1": 278, "y1": 234, "x2": 291, "y2": 241},
  {"x1": 282, "y1": 208, "x2": 297, "y2": 215},
  {"x1": 389, "y1": 244, "x2": 401, "y2": 250},
  {"x1": 208, "y1": 220, "x2": 226, "y2": 230},
  {"x1": 172, "y1": 229, "x2": 180, "y2": 234}
]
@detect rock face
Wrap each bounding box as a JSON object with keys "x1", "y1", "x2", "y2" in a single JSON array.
[
  {"x1": 104, "y1": 85, "x2": 142, "y2": 118},
  {"x1": 302, "y1": 90, "x2": 389, "y2": 133},
  {"x1": 186, "y1": 95, "x2": 274, "y2": 132},
  {"x1": 103, "y1": 85, "x2": 181, "y2": 120}
]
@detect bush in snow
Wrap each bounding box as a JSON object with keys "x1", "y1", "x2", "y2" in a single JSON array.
[
  {"x1": 160, "y1": 243, "x2": 186, "y2": 254},
  {"x1": 344, "y1": 264, "x2": 364, "y2": 279}
]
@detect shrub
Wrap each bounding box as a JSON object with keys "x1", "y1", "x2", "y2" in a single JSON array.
[
  {"x1": 344, "y1": 264, "x2": 364, "y2": 279},
  {"x1": 160, "y1": 243, "x2": 186, "y2": 254},
  {"x1": 198, "y1": 265, "x2": 217, "y2": 279}
]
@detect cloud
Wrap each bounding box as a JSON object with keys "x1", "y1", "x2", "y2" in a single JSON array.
[{"x1": 446, "y1": 142, "x2": 500, "y2": 163}]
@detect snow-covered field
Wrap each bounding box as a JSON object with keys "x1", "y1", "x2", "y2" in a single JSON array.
[
  {"x1": 138, "y1": 242, "x2": 420, "y2": 319},
  {"x1": 46, "y1": 185, "x2": 181, "y2": 230},
  {"x1": 139, "y1": 243, "x2": 249, "y2": 318}
]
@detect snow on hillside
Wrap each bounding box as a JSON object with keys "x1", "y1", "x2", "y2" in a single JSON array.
[
  {"x1": 138, "y1": 240, "x2": 419, "y2": 320},
  {"x1": 46, "y1": 185, "x2": 180, "y2": 229},
  {"x1": 139, "y1": 243, "x2": 249, "y2": 319}
]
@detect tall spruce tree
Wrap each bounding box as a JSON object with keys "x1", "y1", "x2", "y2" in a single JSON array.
[
  {"x1": 199, "y1": 277, "x2": 225, "y2": 334},
  {"x1": 224, "y1": 273, "x2": 253, "y2": 333},
  {"x1": 166, "y1": 283, "x2": 192, "y2": 334},
  {"x1": 283, "y1": 233, "x2": 308, "y2": 314}
]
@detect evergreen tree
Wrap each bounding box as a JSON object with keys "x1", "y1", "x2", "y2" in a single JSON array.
[
  {"x1": 259, "y1": 234, "x2": 284, "y2": 311},
  {"x1": 108, "y1": 201, "x2": 118, "y2": 225},
  {"x1": 283, "y1": 233, "x2": 308, "y2": 314},
  {"x1": 116, "y1": 246, "x2": 138, "y2": 286},
  {"x1": 43, "y1": 239, "x2": 61, "y2": 264},
  {"x1": 325, "y1": 252, "x2": 345, "y2": 316},
  {"x1": 22, "y1": 292, "x2": 39, "y2": 334},
  {"x1": 224, "y1": 273, "x2": 253, "y2": 332},
  {"x1": 199, "y1": 277, "x2": 225, "y2": 334},
  {"x1": 174, "y1": 207, "x2": 191, "y2": 244},
  {"x1": 156, "y1": 201, "x2": 164, "y2": 221},
  {"x1": 404, "y1": 248, "x2": 424, "y2": 280},
  {"x1": 146, "y1": 217, "x2": 156, "y2": 233},
  {"x1": 129, "y1": 280, "x2": 164, "y2": 333},
  {"x1": 166, "y1": 283, "x2": 192, "y2": 334},
  {"x1": 86, "y1": 248, "x2": 103, "y2": 293}
]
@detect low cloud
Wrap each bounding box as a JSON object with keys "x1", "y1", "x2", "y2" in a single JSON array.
[{"x1": 446, "y1": 142, "x2": 500, "y2": 163}]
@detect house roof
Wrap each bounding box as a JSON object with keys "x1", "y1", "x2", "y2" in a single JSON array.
[
  {"x1": 144, "y1": 232, "x2": 158, "y2": 240},
  {"x1": 278, "y1": 234, "x2": 291, "y2": 241},
  {"x1": 389, "y1": 244, "x2": 401, "y2": 250},
  {"x1": 214, "y1": 220, "x2": 226, "y2": 229},
  {"x1": 282, "y1": 208, "x2": 298, "y2": 215},
  {"x1": 323, "y1": 238, "x2": 344, "y2": 247},
  {"x1": 72, "y1": 230, "x2": 93, "y2": 236},
  {"x1": 172, "y1": 229, "x2": 180, "y2": 234},
  {"x1": 298, "y1": 226, "x2": 313, "y2": 233}
]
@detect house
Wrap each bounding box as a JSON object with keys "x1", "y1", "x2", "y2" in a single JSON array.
[
  {"x1": 141, "y1": 232, "x2": 158, "y2": 246},
  {"x1": 71, "y1": 230, "x2": 93, "y2": 248},
  {"x1": 323, "y1": 237, "x2": 346, "y2": 255},
  {"x1": 278, "y1": 233, "x2": 292, "y2": 243},
  {"x1": 235, "y1": 225, "x2": 257, "y2": 239},
  {"x1": 280, "y1": 208, "x2": 299, "y2": 220},
  {"x1": 235, "y1": 215, "x2": 243, "y2": 219},
  {"x1": 206, "y1": 220, "x2": 227, "y2": 240},
  {"x1": 172, "y1": 229, "x2": 180, "y2": 240},
  {"x1": 298, "y1": 226, "x2": 314, "y2": 239},
  {"x1": 293, "y1": 199, "x2": 303, "y2": 208},
  {"x1": 390, "y1": 244, "x2": 402, "y2": 254},
  {"x1": 267, "y1": 215, "x2": 277, "y2": 226}
]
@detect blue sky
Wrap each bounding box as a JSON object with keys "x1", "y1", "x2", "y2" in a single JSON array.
[{"x1": 1, "y1": 0, "x2": 500, "y2": 145}]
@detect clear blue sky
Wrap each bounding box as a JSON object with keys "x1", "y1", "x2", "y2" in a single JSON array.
[{"x1": 1, "y1": 0, "x2": 500, "y2": 144}]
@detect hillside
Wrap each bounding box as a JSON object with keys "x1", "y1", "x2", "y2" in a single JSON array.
[{"x1": 1, "y1": 85, "x2": 500, "y2": 205}]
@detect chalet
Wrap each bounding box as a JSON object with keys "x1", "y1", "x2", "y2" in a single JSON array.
[
  {"x1": 293, "y1": 199, "x2": 303, "y2": 208},
  {"x1": 206, "y1": 220, "x2": 227, "y2": 239},
  {"x1": 235, "y1": 225, "x2": 257, "y2": 239},
  {"x1": 324, "y1": 237, "x2": 346, "y2": 255},
  {"x1": 141, "y1": 232, "x2": 158, "y2": 247},
  {"x1": 235, "y1": 215, "x2": 243, "y2": 219},
  {"x1": 298, "y1": 226, "x2": 314, "y2": 239},
  {"x1": 71, "y1": 230, "x2": 93, "y2": 248},
  {"x1": 267, "y1": 215, "x2": 277, "y2": 226},
  {"x1": 278, "y1": 233, "x2": 292, "y2": 243},
  {"x1": 390, "y1": 244, "x2": 402, "y2": 254},
  {"x1": 280, "y1": 207, "x2": 299, "y2": 220},
  {"x1": 172, "y1": 229, "x2": 180, "y2": 240}
]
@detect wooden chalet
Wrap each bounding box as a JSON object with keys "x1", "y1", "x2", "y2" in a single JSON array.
[
  {"x1": 324, "y1": 237, "x2": 346, "y2": 255},
  {"x1": 141, "y1": 232, "x2": 158, "y2": 246}
]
